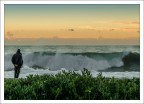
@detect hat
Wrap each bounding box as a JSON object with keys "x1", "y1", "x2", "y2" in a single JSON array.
[{"x1": 17, "y1": 49, "x2": 20, "y2": 53}]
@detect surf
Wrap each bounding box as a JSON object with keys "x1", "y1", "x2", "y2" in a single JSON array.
[{"x1": 5, "y1": 52, "x2": 140, "y2": 72}]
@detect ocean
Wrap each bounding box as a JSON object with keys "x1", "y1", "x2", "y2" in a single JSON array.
[{"x1": 4, "y1": 45, "x2": 140, "y2": 79}]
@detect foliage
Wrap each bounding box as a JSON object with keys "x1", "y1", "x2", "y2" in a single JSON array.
[{"x1": 4, "y1": 68, "x2": 140, "y2": 100}]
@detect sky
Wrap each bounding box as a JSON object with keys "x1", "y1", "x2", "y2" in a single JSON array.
[{"x1": 4, "y1": 4, "x2": 140, "y2": 45}]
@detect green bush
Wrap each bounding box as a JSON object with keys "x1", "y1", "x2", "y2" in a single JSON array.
[{"x1": 4, "y1": 69, "x2": 140, "y2": 100}]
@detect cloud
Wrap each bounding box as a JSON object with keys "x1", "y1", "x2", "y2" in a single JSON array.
[
  {"x1": 131, "y1": 21, "x2": 139, "y2": 24},
  {"x1": 78, "y1": 26, "x2": 96, "y2": 30},
  {"x1": 68, "y1": 29, "x2": 75, "y2": 31},
  {"x1": 5, "y1": 32, "x2": 15, "y2": 40},
  {"x1": 7, "y1": 32, "x2": 14, "y2": 37},
  {"x1": 113, "y1": 21, "x2": 139, "y2": 25},
  {"x1": 78, "y1": 26, "x2": 115, "y2": 31},
  {"x1": 109, "y1": 29, "x2": 115, "y2": 31},
  {"x1": 52, "y1": 36, "x2": 60, "y2": 39},
  {"x1": 125, "y1": 27, "x2": 139, "y2": 29}
]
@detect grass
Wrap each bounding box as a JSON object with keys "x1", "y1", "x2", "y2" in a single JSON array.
[{"x1": 4, "y1": 68, "x2": 140, "y2": 100}]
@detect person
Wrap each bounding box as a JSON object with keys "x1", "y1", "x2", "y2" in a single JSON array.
[{"x1": 11, "y1": 49, "x2": 23, "y2": 78}]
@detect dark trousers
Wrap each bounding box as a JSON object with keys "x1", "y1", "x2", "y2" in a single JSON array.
[{"x1": 14, "y1": 67, "x2": 21, "y2": 78}]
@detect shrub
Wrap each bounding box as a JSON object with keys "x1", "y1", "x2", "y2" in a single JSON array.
[{"x1": 4, "y1": 69, "x2": 140, "y2": 100}]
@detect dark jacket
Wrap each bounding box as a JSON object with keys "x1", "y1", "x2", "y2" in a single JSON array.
[{"x1": 11, "y1": 52, "x2": 23, "y2": 68}]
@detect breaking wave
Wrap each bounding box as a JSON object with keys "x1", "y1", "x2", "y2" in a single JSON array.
[{"x1": 5, "y1": 52, "x2": 140, "y2": 72}]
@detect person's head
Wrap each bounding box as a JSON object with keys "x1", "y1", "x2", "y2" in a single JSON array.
[{"x1": 17, "y1": 49, "x2": 21, "y2": 53}]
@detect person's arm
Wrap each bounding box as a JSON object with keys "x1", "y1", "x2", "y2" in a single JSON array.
[
  {"x1": 19, "y1": 55, "x2": 23, "y2": 67},
  {"x1": 21, "y1": 56, "x2": 23, "y2": 66},
  {"x1": 11, "y1": 55, "x2": 15, "y2": 64}
]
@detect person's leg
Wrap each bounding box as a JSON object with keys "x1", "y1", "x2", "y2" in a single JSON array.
[
  {"x1": 17, "y1": 68, "x2": 21, "y2": 78},
  {"x1": 15, "y1": 67, "x2": 19, "y2": 78},
  {"x1": 14, "y1": 67, "x2": 17, "y2": 78}
]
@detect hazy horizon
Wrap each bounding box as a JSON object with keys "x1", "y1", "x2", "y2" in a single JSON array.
[{"x1": 5, "y1": 37, "x2": 139, "y2": 46}]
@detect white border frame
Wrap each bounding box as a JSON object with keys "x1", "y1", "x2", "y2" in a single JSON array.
[{"x1": 1, "y1": 1, "x2": 143, "y2": 104}]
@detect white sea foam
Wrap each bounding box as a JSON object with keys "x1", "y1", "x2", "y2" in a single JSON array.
[
  {"x1": 4, "y1": 45, "x2": 140, "y2": 79},
  {"x1": 4, "y1": 66, "x2": 139, "y2": 79},
  {"x1": 5, "y1": 53, "x2": 124, "y2": 71}
]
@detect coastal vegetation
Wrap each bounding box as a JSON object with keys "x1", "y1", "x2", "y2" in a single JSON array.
[{"x1": 4, "y1": 69, "x2": 140, "y2": 100}]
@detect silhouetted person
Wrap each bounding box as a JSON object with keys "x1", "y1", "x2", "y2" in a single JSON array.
[{"x1": 11, "y1": 49, "x2": 23, "y2": 78}]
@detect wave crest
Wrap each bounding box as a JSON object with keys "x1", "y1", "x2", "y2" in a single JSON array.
[{"x1": 5, "y1": 52, "x2": 140, "y2": 71}]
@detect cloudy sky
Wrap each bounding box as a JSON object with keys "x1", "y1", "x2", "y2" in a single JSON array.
[{"x1": 4, "y1": 4, "x2": 140, "y2": 45}]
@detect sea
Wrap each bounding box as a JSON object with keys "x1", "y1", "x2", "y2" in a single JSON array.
[{"x1": 4, "y1": 45, "x2": 140, "y2": 79}]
